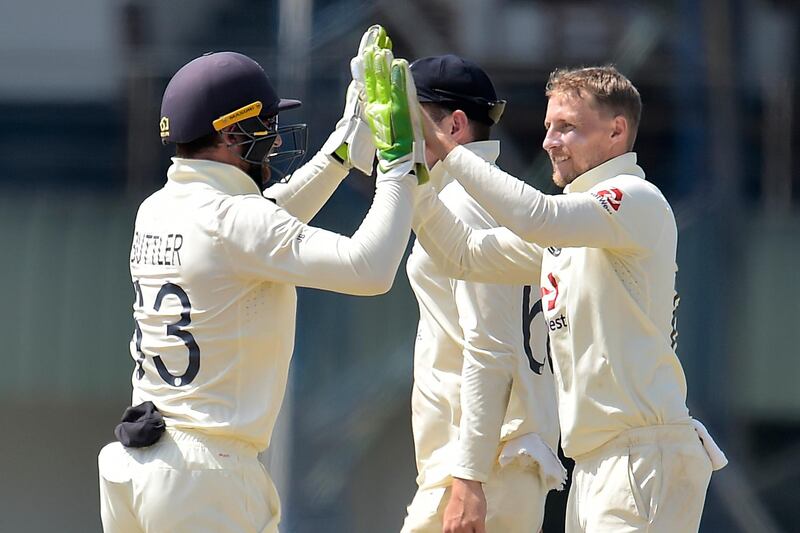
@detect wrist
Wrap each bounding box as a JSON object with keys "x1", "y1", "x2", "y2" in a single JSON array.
[
  {"x1": 331, "y1": 143, "x2": 349, "y2": 166},
  {"x1": 437, "y1": 133, "x2": 458, "y2": 160},
  {"x1": 452, "y1": 477, "x2": 482, "y2": 490}
]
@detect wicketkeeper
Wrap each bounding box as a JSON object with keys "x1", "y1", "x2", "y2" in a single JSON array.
[{"x1": 98, "y1": 26, "x2": 427, "y2": 533}]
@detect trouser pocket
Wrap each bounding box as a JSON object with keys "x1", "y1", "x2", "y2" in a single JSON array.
[{"x1": 626, "y1": 445, "x2": 660, "y2": 523}]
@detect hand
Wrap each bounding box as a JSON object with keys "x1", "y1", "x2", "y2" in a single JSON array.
[
  {"x1": 363, "y1": 46, "x2": 409, "y2": 162},
  {"x1": 443, "y1": 478, "x2": 487, "y2": 533},
  {"x1": 420, "y1": 105, "x2": 458, "y2": 164},
  {"x1": 320, "y1": 25, "x2": 392, "y2": 174},
  {"x1": 362, "y1": 45, "x2": 429, "y2": 184}
]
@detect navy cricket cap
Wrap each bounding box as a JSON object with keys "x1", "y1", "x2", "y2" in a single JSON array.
[
  {"x1": 159, "y1": 51, "x2": 301, "y2": 144},
  {"x1": 410, "y1": 54, "x2": 506, "y2": 125}
]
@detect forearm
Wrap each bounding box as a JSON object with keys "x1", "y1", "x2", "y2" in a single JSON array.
[
  {"x1": 295, "y1": 175, "x2": 415, "y2": 295},
  {"x1": 441, "y1": 146, "x2": 556, "y2": 243},
  {"x1": 454, "y1": 357, "x2": 513, "y2": 482},
  {"x1": 442, "y1": 147, "x2": 648, "y2": 250},
  {"x1": 452, "y1": 281, "x2": 518, "y2": 482},
  {"x1": 413, "y1": 184, "x2": 541, "y2": 284},
  {"x1": 263, "y1": 152, "x2": 349, "y2": 223}
]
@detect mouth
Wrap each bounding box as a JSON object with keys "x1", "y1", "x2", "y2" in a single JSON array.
[{"x1": 550, "y1": 154, "x2": 570, "y2": 166}]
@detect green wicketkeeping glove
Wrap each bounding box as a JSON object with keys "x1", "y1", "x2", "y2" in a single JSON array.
[
  {"x1": 362, "y1": 45, "x2": 429, "y2": 184},
  {"x1": 320, "y1": 25, "x2": 392, "y2": 174}
]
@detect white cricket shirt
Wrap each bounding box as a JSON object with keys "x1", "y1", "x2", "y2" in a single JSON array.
[
  {"x1": 414, "y1": 148, "x2": 691, "y2": 458},
  {"x1": 129, "y1": 156, "x2": 414, "y2": 450},
  {"x1": 407, "y1": 142, "x2": 560, "y2": 488}
]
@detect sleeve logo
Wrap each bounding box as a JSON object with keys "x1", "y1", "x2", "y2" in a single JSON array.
[{"x1": 592, "y1": 187, "x2": 624, "y2": 213}]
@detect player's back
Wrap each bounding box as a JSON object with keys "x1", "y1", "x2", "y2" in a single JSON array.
[{"x1": 128, "y1": 158, "x2": 297, "y2": 451}]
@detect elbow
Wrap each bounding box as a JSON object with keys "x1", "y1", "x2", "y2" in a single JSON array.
[
  {"x1": 345, "y1": 247, "x2": 402, "y2": 295},
  {"x1": 506, "y1": 222, "x2": 537, "y2": 244},
  {"x1": 355, "y1": 272, "x2": 395, "y2": 296}
]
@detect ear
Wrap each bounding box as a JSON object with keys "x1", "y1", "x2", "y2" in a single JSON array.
[
  {"x1": 220, "y1": 128, "x2": 239, "y2": 150},
  {"x1": 609, "y1": 115, "x2": 629, "y2": 148},
  {"x1": 450, "y1": 110, "x2": 471, "y2": 144}
]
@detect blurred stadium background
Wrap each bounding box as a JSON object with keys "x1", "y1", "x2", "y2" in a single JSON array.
[{"x1": 0, "y1": 0, "x2": 798, "y2": 531}]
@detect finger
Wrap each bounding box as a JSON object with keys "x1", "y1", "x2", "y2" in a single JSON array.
[
  {"x1": 359, "y1": 24, "x2": 382, "y2": 54},
  {"x1": 390, "y1": 59, "x2": 413, "y2": 150},
  {"x1": 443, "y1": 523, "x2": 469, "y2": 533},
  {"x1": 376, "y1": 27, "x2": 392, "y2": 50},
  {"x1": 404, "y1": 60, "x2": 423, "y2": 129},
  {"x1": 419, "y1": 105, "x2": 440, "y2": 143},
  {"x1": 363, "y1": 46, "x2": 377, "y2": 103},
  {"x1": 442, "y1": 514, "x2": 461, "y2": 533},
  {"x1": 350, "y1": 55, "x2": 365, "y2": 87},
  {"x1": 358, "y1": 25, "x2": 377, "y2": 54},
  {"x1": 374, "y1": 48, "x2": 393, "y2": 105},
  {"x1": 362, "y1": 24, "x2": 392, "y2": 53}
]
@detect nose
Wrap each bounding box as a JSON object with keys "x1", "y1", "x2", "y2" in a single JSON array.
[{"x1": 542, "y1": 127, "x2": 559, "y2": 151}]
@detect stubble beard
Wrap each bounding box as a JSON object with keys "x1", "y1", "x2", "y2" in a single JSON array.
[
  {"x1": 550, "y1": 164, "x2": 577, "y2": 189},
  {"x1": 242, "y1": 159, "x2": 271, "y2": 190},
  {"x1": 551, "y1": 169, "x2": 566, "y2": 188}
]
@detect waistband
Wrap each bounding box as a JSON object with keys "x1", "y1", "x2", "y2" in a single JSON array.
[
  {"x1": 166, "y1": 427, "x2": 261, "y2": 459},
  {"x1": 573, "y1": 423, "x2": 698, "y2": 464}
]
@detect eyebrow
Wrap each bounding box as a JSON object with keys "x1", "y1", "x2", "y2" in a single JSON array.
[{"x1": 544, "y1": 115, "x2": 579, "y2": 127}]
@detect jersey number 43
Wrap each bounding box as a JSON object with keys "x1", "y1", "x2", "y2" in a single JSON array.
[{"x1": 132, "y1": 280, "x2": 200, "y2": 387}]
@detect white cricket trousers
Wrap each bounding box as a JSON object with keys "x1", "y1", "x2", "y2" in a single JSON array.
[
  {"x1": 400, "y1": 461, "x2": 549, "y2": 533},
  {"x1": 566, "y1": 424, "x2": 713, "y2": 533},
  {"x1": 98, "y1": 428, "x2": 280, "y2": 533}
]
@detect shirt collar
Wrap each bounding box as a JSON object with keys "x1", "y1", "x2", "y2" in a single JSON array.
[
  {"x1": 167, "y1": 157, "x2": 261, "y2": 196},
  {"x1": 431, "y1": 140, "x2": 500, "y2": 189},
  {"x1": 563, "y1": 152, "x2": 645, "y2": 193}
]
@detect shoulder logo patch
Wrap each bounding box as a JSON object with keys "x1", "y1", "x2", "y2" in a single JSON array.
[{"x1": 592, "y1": 187, "x2": 624, "y2": 213}]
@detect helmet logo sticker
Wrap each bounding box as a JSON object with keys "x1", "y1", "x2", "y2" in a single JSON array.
[
  {"x1": 159, "y1": 117, "x2": 170, "y2": 138},
  {"x1": 213, "y1": 101, "x2": 263, "y2": 131}
]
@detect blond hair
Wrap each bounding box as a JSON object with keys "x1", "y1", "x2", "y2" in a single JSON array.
[{"x1": 546, "y1": 66, "x2": 642, "y2": 149}]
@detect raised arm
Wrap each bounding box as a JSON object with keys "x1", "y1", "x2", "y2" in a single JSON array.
[
  {"x1": 226, "y1": 174, "x2": 415, "y2": 295},
  {"x1": 413, "y1": 184, "x2": 542, "y2": 284},
  {"x1": 263, "y1": 25, "x2": 394, "y2": 222},
  {"x1": 225, "y1": 43, "x2": 428, "y2": 296},
  {"x1": 423, "y1": 108, "x2": 667, "y2": 252},
  {"x1": 263, "y1": 152, "x2": 349, "y2": 223},
  {"x1": 442, "y1": 148, "x2": 669, "y2": 251}
]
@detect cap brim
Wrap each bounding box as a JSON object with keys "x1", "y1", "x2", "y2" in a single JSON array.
[
  {"x1": 278, "y1": 98, "x2": 302, "y2": 111},
  {"x1": 414, "y1": 87, "x2": 440, "y2": 103}
]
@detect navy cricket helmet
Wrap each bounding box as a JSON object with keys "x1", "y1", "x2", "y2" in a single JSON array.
[{"x1": 159, "y1": 51, "x2": 307, "y2": 180}]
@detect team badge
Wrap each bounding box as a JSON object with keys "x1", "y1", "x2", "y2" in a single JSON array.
[
  {"x1": 592, "y1": 187, "x2": 624, "y2": 213},
  {"x1": 540, "y1": 272, "x2": 560, "y2": 311}
]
